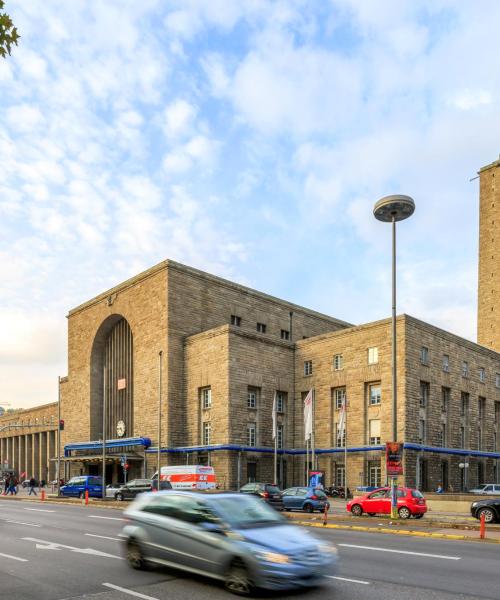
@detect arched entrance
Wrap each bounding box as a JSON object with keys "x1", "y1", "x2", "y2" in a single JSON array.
[{"x1": 90, "y1": 315, "x2": 134, "y2": 441}]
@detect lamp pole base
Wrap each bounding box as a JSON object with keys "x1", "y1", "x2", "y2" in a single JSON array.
[{"x1": 390, "y1": 477, "x2": 398, "y2": 519}]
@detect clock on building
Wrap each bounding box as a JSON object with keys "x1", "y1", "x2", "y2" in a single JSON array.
[{"x1": 116, "y1": 420, "x2": 126, "y2": 437}]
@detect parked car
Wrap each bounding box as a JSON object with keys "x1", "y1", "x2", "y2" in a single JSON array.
[
  {"x1": 239, "y1": 482, "x2": 284, "y2": 510},
  {"x1": 468, "y1": 484, "x2": 500, "y2": 495},
  {"x1": 60, "y1": 475, "x2": 103, "y2": 498},
  {"x1": 281, "y1": 487, "x2": 330, "y2": 513},
  {"x1": 122, "y1": 490, "x2": 337, "y2": 594},
  {"x1": 346, "y1": 487, "x2": 427, "y2": 519},
  {"x1": 471, "y1": 498, "x2": 500, "y2": 523},
  {"x1": 114, "y1": 479, "x2": 153, "y2": 501},
  {"x1": 106, "y1": 483, "x2": 122, "y2": 498},
  {"x1": 151, "y1": 475, "x2": 173, "y2": 491}
]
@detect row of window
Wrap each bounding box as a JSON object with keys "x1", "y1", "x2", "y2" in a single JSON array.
[
  {"x1": 421, "y1": 383, "x2": 500, "y2": 421},
  {"x1": 416, "y1": 418, "x2": 500, "y2": 451},
  {"x1": 230, "y1": 314, "x2": 290, "y2": 340},
  {"x1": 420, "y1": 346, "x2": 500, "y2": 385},
  {"x1": 201, "y1": 387, "x2": 288, "y2": 412},
  {"x1": 201, "y1": 421, "x2": 285, "y2": 448},
  {"x1": 305, "y1": 347, "x2": 500, "y2": 389}
]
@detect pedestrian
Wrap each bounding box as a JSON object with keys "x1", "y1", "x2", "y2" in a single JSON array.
[
  {"x1": 436, "y1": 484, "x2": 444, "y2": 494},
  {"x1": 40, "y1": 479, "x2": 46, "y2": 488},
  {"x1": 28, "y1": 476, "x2": 37, "y2": 496},
  {"x1": 3, "y1": 477, "x2": 8, "y2": 495},
  {"x1": 8, "y1": 475, "x2": 17, "y2": 495}
]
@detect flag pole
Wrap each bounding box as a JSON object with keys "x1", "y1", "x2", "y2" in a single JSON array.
[
  {"x1": 272, "y1": 392, "x2": 278, "y2": 485},
  {"x1": 311, "y1": 389, "x2": 316, "y2": 471},
  {"x1": 344, "y1": 396, "x2": 348, "y2": 498},
  {"x1": 306, "y1": 438, "x2": 309, "y2": 485}
]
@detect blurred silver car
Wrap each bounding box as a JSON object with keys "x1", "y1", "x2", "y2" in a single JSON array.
[
  {"x1": 122, "y1": 491, "x2": 337, "y2": 595},
  {"x1": 469, "y1": 484, "x2": 500, "y2": 495}
]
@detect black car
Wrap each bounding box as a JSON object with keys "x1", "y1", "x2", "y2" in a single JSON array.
[
  {"x1": 114, "y1": 479, "x2": 153, "y2": 501},
  {"x1": 239, "y1": 482, "x2": 284, "y2": 510},
  {"x1": 470, "y1": 497, "x2": 500, "y2": 523}
]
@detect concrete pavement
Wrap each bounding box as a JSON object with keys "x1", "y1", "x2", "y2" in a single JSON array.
[{"x1": 0, "y1": 499, "x2": 498, "y2": 599}]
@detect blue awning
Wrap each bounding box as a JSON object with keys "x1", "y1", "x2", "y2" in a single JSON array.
[{"x1": 65, "y1": 437, "x2": 151, "y2": 457}]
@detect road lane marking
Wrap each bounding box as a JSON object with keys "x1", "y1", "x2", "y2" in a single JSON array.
[
  {"x1": 23, "y1": 508, "x2": 55, "y2": 513},
  {"x1": 85, "y1": 533, "x2": 121, "y2": 541},
  {"x1": 326, "y1": 575, "x2": 370, "y2": 585},
  {"x1": 103, "y1": 583, "x2": 159, "y2": 599},
  {"x1": 5, "y1": 520, "x2": 41, "y2": 527},
  {"x1": 0, "y1": 552, "x2": 28, "y2": 562},
  {"x1": 338, "y1": 543, "x2": 461, "y2": 560},
  {"x1": 21, "y1": 537, "x2": 124, "y2": 560},
  {"x1": 88, "y1": 515, "x2": 124, "y2": 521}
]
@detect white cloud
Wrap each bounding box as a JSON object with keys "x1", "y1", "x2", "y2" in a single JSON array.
[
  {"x1": 449, "y1": 89, "x2": 493, "y2": 110},
  {"x1": 162, "y1": 99, "x2": 197, "y2": 138}
]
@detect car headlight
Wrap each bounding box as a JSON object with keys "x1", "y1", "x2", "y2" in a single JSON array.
[
  {"x1": 317, "y1": 543, "x2": 338, "y2": 555},
  {"x1": 471, "y1": 502, "x2": 478, "y2": 508},
  {"x1": 256, "y1": 551, "x2": 290, "y2": 564}
]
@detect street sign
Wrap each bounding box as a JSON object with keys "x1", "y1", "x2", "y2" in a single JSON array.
[{"x1": 386, "y1": 442, "x2": 404, "y2": 476}]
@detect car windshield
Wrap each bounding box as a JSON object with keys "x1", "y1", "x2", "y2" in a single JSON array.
[
  {"x1": 314, "y1": 489, "x2": 327, "y2": 498},
  {"x1": 412, "y1": 490, "x2": 424, "y2": 498},
  {"x1": 211, "y1": 495, "x2": 286, "y2": 529},
  {"x1": 266, "y1": 485, "x2": 281, "y2": 494}
]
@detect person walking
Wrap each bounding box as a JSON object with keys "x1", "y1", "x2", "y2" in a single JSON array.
[
  {"x1": 28, "y1": 476, "x2": 37, "y2": 496},
  {"x1": 8, "y1": 475, "x2": 18, "y2": 495}
]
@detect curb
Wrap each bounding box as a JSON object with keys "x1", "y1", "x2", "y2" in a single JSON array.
[
  {"x1": 294, "y1": 520, "x2": 500, "y2": 543},
  {"x1": 0, "y1": 495, "x2": 124, "y2": 510}
]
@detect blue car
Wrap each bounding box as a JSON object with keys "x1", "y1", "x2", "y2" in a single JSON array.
[
  {"x1": 60, "y1": 475, "x2": 103, "y2": 498},
  {"x1": 282, "y1": 486, "x2": 330, "y2": 513},
  {"x1": 122, "y1": 491, "x2": 337, "y2": 594}
]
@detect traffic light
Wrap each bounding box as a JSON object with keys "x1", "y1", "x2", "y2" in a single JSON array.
[{"x1": 59, "y1": 419, "x2": 65, "y2": 431}]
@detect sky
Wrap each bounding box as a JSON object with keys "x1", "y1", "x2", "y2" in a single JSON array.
[{"x1": 1, "y1": 0, "x2": 499, "y2": 409}]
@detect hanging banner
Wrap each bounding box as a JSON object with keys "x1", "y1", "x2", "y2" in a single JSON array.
[{"x1": 386, "y1": 442, "x2": 404, "y2": 476}]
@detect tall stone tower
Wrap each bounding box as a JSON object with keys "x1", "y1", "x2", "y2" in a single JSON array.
[{"x1": 477, "y1": 158, "x2": 500, "y2": 352}]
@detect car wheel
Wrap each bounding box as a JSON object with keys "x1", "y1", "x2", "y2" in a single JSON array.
[
  {"x1": 126, "y1": 540, "x2": 147, "y2": 570},
  {"x1": 116, "y1": 493, "x2": 124, "y2": 501},
  {"x1": 368, "y1": 513, "x2": 376, "y2": 516},
  {"x1": 414, "y1": 514, "x2": 424, "y2": 519},
  {"x1": 351, "y1": 504, "x2": 363, "y2": 517},
  {"x1": 478, "y1": 507, "x2": 496, "y2": 523},
  {"x1": 398, "y1": 506, "x2": 411, "y2": 520},
  {"x1": 304, "y1": 503, "x2": 314, "y2": 513},
  {"x1": 225, "y1": 559, "x2": 252, "y2": 596}
]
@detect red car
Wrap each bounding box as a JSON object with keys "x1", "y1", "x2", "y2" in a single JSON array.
[{"x1": 346, "y1": 487, "x2": 427, "y2": 519}]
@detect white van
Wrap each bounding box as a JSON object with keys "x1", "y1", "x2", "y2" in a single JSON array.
[{"x1": 152, "y1": 465, "x2": 217, "y2": 490}]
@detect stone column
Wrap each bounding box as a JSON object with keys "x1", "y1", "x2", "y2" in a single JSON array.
[
  {"x1": 19, "y1": 435, "x2": 26, "y2": 478},
  {"x1": 32, "y1": 434, "x2": 40, "y2": 481},
  {"x1": 0, "y1": 437, "x2": 4, "y2": 468},
  {"x1": 25, "y1": 435, "x2": 32, "y2": 479},
  {"x1": 47, "y1": 431, "x2": 53, "y2": 481},
  {"x1": 40, "y1": 432, "x2": 48, "y2": 482}
]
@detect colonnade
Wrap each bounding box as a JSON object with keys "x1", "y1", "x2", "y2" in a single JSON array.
[{"x1": 0, "y1": 430, "x2": 57, "y2": 482}]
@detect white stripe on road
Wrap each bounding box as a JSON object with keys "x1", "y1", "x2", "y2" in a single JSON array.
[
  {"x1": 103, "y1": 583, "x2": 159, "y2": 599},
  {"x1": 339, "y1": 544, "x2": 461, "y2": 560},
  {"x1": 22, "y1": 537, "x2": 123, "y2": 560},
  {"x1": 23, "y1": 508, "x2": 55, "y2": 513},
  {"x1": 88, "y1": 515, "x2": 124, "y2": 521},
  {"x1": 85, "y1": 533, "x2": 121, "y2": 541},
  {"x1": 326, "y1": 575, "x2": 370, "y2": 585},
  {"x1": 0, "y1": 552, "x2": 28, "y2": 562},
  {"x1": 5, "y1": 520, "x2": 41, "y2": 527}
]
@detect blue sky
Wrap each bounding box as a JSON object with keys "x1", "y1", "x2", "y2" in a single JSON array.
[{"x1": 1, "y1": 1, "x2": 499, "y2": 408}]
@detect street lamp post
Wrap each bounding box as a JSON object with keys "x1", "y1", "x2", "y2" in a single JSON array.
[
  {"x1": 374, "y1": 194, "x2": 415, "y2": 519},
  {"x1": 157, "y1": 350, "x2": 163, "y2": 490}
]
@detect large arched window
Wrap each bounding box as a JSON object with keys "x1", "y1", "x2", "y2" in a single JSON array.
[{"x1": 90, "y1": 316, "x2": 133, "y2": 440}]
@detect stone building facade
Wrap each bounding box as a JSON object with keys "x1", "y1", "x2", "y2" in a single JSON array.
[
  {"x1": 478, "y1": 158, "x2": 500, "y2": 354},
  {"x1": 0, "y1": 403, "x2": 58, "y2": 482}
]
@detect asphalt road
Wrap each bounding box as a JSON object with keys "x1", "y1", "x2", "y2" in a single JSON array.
[{"x1": 0, "y1": 499, "x2": 496, "y2": 600}]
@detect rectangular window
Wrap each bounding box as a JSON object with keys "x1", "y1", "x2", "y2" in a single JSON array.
[
  {"x1": 333, "y1": 354, "x2": 343, "y2": 370},
  {"x1": 479, "y1": 397, "x2": 486, "y2": 421},
  {"x1": 442, "y1": 354, "x2": 450, "y2": 372},
  {"x1": 368, "y1": 463, "x2": 381, "y2": 488},
  {"x1": 441, "y1": 387, "x2": 450, "y2": 412},
  {"x1": 277, "y1": 424, "x2": 284, "y2": 449},
  {"x1": 419, "y1": 381, "x2": 430, "y2": 408},
  {"x1": 479, "y1": 367, "x2": 486, "y2": 383},
  {"x1": 202, "y1": 422, "x2": 211, "y2": 445},
  {"x1": 247, "y1": 461, "x2": 257, "y2": 483},
  {"x1": 368, "y1": 347, "x2": 378, "y2": 365},
  {"x1": 369, "y1": 384, "x2": 381, "y2": 406},
  {"x1": 439, "y1": 423, "x2": 447, "y2": 447},
  {"x1": 275, "y1": 391, "x2": 286, "y2": 413},
  {"x1": 256, "y1": 322, "x2": 266, "y2": 333},
  {"x1": 280, "y1": 329, "x2": 290, "y2": 340},
  {"x1": 247, "y1": 387, "x2": 258, "y2": 409},
  {"x1": 495, "y1": 402, "x2": 500, "y2": 425},
  {"x1": 461, "y1": 392, "x2": 469, "y2": 416},
  {"x1": 418, "y1": 419, "x2": 426, "y2": 443},
  {"x1": 336, "y1": 466, "x2": 345, "y2": 488},
  {"x1": 462, "y1": 361, "x2": 469, "y2": 378},
  {"x1": 369, "y1": 419, "x2": 381, "y2": 445},
  {"x1": 460, "y1": 426, "x2": 465, "y2": 447},
  {"x1": 332, "y1": 387, "x2": 346, "y2": 410},
  {"x1": 478, "y1": 426, "x2": 483, "y2": 451},
  {"x1": 496, "y1": 373, "x2": 500, "y2": 389},
  {"x1": 201, "y1": 387, "x2": 211, "y2": 410},
  {"x1": 304, "y1": 360, "x2": 313, "y2": 376},
  {"x1": 231, "y1": 314, "x2": 241, "y2": 326},
  {"x1": 247, "y1": 423, "x2": 256, "y2": 446},
  {"x1": 420, "y1": 346, "x2": 429, "y2": 365}
]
